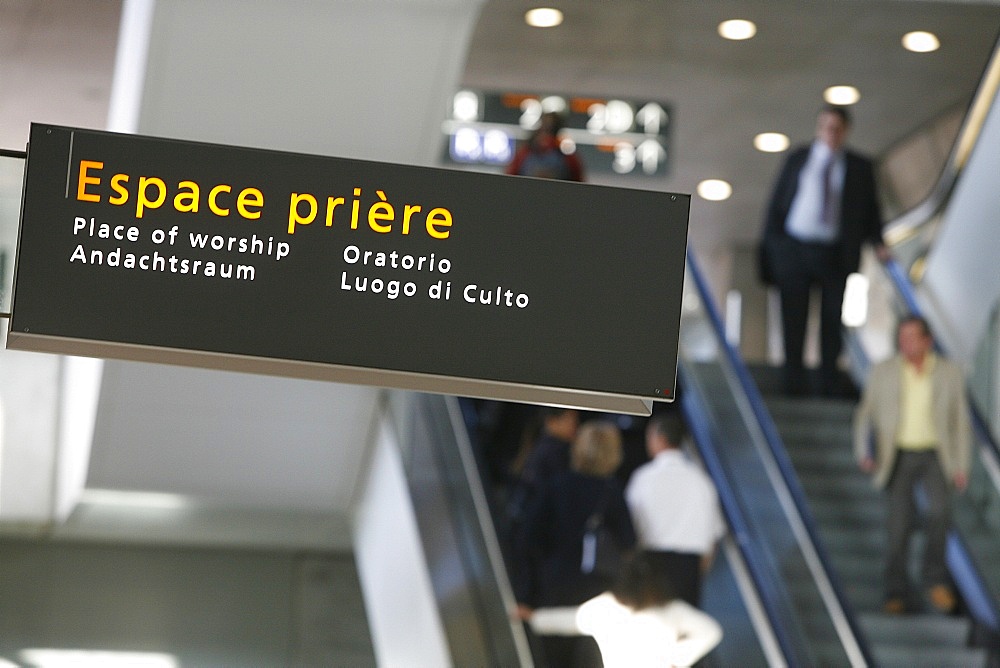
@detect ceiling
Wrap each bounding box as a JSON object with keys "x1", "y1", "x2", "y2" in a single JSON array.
[
  {"x1": 1, "y1": 0, "x2": 999, "y2": 547},
  {"x1": 3, "y1": 0, "x2": 1000, "y2": 261},
  {"x1": 461, "y1": 0, "x2": 1000, "y2": 260}
]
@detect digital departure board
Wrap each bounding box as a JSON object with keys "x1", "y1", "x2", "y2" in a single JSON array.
[{"x1": 441, "y1": 90, "x2": 671, "y2": 177}]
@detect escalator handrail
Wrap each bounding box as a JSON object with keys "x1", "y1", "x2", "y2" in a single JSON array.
[
  {"x1": 883, "y1": 31, "x2": 1000, "y2": 250},
  {"x1": 879, "y1": 258, "x2": 1000, "y2": 633},
  {"x1": 883, "y1": 258, "x2": 1000, "y2": 470},
  {"x1": 686, "y1": 249, "x2": 875, "y2": 667},
  {"x1": 679, "y1": 365, "x2": 800, "y2": 666}
]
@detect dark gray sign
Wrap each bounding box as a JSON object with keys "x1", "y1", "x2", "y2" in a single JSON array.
[{"x1": 8, "y1": 124, "x2": 689, "y2": 414}]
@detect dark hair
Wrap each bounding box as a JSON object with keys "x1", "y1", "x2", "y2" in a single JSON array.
[
  {"x1": 647, "y1": 411, "x2": 686, "y2": 447},
  {"x1": 540, "y1": 406, "x2": 574, "y2": 420},
  {"x1": 611, "y1": 551, "x2": 677, "y2": 610},
  {"x1": 897, "y1": 313, "x2": 932, "y2": 339},
  {"x1": 819, "y1": 104, "x2": 852, "y2": 127},
  {"x1": 538, "y1": 111, "x2": 565, "y2": 134},
  {"x1": 509, "y1": 407, "x2": 576, "y2": 475}
]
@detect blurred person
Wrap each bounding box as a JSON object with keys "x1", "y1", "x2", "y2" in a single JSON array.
[
  {"x1": 626, "y1": 411, "x2": 725, "y2": 606},
  {"x1": 518, "y1": 420, "x2": 636, "y2": 667},
  {"x1": 759, "y1": 104, "x2": 887, "y2": 396},
  {"x1": 506, "y1": 111, "x2": 585, "y2": 181},
  {"x1": 507, "y1": 407, "x2": 581, "y2": 526},
  {"x1": 472, "y1": 399, "x2": 536, "y2": 492},
  {"x1": 522, "y1": 551, "x2": 723, "y2": 668},
  {"x1": 507, "y1": 408, "x2": 581, "y2": 619},
  {"x1": 515, "y1": 408, "x2": 581, "y2": 490},
  {"x1": 853, "y1": 314, "x2": 971, "y2": 614}
]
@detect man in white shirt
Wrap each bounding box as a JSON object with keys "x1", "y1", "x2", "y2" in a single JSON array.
[{"x1": 625, "y1": 412, "x2": 725, "y2": 605}]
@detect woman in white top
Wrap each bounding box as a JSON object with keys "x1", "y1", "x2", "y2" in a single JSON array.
[{"x1": 523, "y1": 551, "x2": 722, "y2": 667}]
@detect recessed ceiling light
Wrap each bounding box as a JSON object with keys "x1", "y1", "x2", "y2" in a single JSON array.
[
  {"x1": 525, "y1": 7, "x2": 563, "y2": 28},
  {"x1": 824, "y1": 85, "x2": 860, "y2": 106},
  {"x1": 697, "y1": 179, "x2": 732, "y2": 201},
  {"x1": 718, "y1": 19, "x2": 757, "y2": 41},
  {"x1": 902, "y1": 31, "x2": 940, "y2": 53},
  {"x1": 452, "y1": 90, "x2": 479, "y2": 122},
  {"x1": 754, "y1": 132, "x2": 790, "y2": 153}
]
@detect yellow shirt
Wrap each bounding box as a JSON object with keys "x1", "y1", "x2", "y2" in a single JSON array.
[{"x1": 896, "y1": 353, "x2": 938, "y2": 450}]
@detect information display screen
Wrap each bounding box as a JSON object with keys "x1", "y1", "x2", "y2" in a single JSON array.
[
  {"x1": 442, "y1": 90, "x2": 671, "y2": 177},
  {"x1": 9, "y1": 124, "x2": 689, "y2": 411}
]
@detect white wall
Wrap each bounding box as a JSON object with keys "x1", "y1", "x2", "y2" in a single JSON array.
[
  {"x1": 0, "y1": 331, "x2": 59, "y2": 521},
  {"x1": 123, "y1": 0, "x2": 484, "y2": 166},
  {"x1": 353, "y1": 416, "x2": 451, "y2": 668}
]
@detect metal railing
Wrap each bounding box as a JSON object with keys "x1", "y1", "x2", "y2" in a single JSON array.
[{"x1": 681, "y1": 249, "x2": 874, "y2": 666}]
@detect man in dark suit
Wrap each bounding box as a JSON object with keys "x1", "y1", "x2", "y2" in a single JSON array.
[{"x1": 760, "y1": 104, "x2": 887, "y2": 396}]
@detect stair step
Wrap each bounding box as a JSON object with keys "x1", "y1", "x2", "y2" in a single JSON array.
[
  {"x1": 870, "y1": 644, "x2": 988, "y2": 668},
  {"x1": 766, "y1": 396, "x2": 857, "y2": 420},
  {"x1": 859, "y1": 612, "x2": 972, "y2": 646},
  {"x1": 752, "y1": 374, "x2": 993, "y2": 667},
  {"x1": 784, "y1": 446, "x2": 858, "y2": 471},
  {"x1": 816, "y1": 525, "x2": 884, "y2": 557},
  {"x1": 797, "y1": 470, "x2": 877, "y2": 499},
  {"x1": 809, "y1": 502, "x2": 885, "y2": 528}
]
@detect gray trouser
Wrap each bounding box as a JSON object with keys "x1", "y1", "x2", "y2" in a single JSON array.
[{"x1": 884, "y1": 449, "x2": 951, "y2": 598}]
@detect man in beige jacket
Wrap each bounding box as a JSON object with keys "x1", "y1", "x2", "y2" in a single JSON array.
[{"x1": 853, "y1": 314, "x2": 971, "y2": 614}]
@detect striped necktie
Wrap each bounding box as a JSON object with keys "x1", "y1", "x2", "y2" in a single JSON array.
[{"x1": 821, "y1": 156, "x2": 836, "y2": 226}]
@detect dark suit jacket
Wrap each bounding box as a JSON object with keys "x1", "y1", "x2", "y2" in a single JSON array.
[
  {"x1": 759, "y1": 144, "x2": 884, "y2": 284},
  {"x1": 519, "y1": 471, "x2": 636, "y2": 607}
]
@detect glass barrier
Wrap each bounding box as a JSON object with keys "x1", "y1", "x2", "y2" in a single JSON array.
[
  {"x1": 0, "y1": 151, "x2": 25, "y2": 316},
  {"x1": 880, "y1": 32, "x2": 1000, "y2": 278},
  {"x1": 387, "y1": 390, "x2": 533, "y2": 667},
  {"x1": 969, "y1": 299, "x2": 1000, "y2": 444},
  {"x1": 680, "y1": 254, "x2": 871, "y2": 666}
]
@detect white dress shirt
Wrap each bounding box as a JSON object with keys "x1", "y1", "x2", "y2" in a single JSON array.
[
  {"x1": 785, "y1": 140, "x2": 845, "y2": 243},
  {"x1": 625, "y1": 449, "x2": 725, "y2": 555},
  {"x1": 529, "y1": 592, "x2": 723, "y2": 668}
]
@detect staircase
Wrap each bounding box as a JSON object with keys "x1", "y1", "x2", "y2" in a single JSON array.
[{"x1": 755, "y1": 370, "x2": 990, "y2": 667}]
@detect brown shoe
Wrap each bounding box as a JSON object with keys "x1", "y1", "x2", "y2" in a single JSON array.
[
  {"x1": 928, "y1": 585, "x2": 956, "y2": 613},
  {"x1": 883, "y1": 597, "x2": 906, "y2": 614}
]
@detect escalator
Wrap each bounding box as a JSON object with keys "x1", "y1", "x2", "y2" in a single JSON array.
[
  {"x1": 759, "y1": 379, "x2": 990, "y2": 667},
  {"x1": 820, "y1": 28, "x2": 1000, "y2": 664},
  {"x1": 447, "y1": 246, "x2": 887, "y2": 666},
  {"x1": 680, "y1": 240, "x2": 1000, "y2": 665},
  {"x1": 381, "y1": 27, "x2": 1000, "y2": 667},
  {"x1": 679, "y1": 253, "x2": 874, "y2": 666},
  {"x1": 680, "y1": 47, "x2": 995, "y2": 648},
  {"x1": 378, "y1": 54, "x2": 1000, "y2": 663},
  {"x1": 695, "y1": 28, "x2": 1000, "y2": 667}
]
